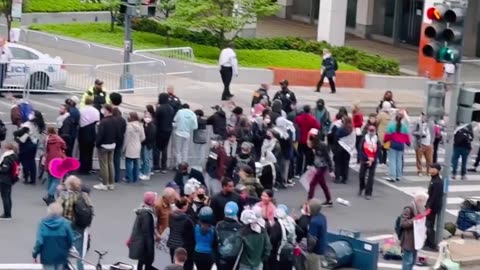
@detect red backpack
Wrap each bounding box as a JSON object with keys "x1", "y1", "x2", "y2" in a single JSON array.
[{"x1": 11, "y1": 160, "x2": 20, "y2": 184}]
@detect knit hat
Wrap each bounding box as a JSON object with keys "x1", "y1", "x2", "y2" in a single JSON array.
[
  {"x1": 143, "y1": 192, "x2": 157, "y2": 206},
  {"x1": 224, "y1": 201, "x2": 239, "y2": 218}
]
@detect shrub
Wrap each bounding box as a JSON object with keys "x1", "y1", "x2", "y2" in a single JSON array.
[
  {"x1": 129, "y1": 18, "x2": 400, "y2": 75},
  {"x1": 24, "y1": 0, "x2": 107, "y2": 13}
]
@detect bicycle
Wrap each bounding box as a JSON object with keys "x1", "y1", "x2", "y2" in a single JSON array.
[{"x1": 68, "y1": 248, "x2": 108, "y2": 270}]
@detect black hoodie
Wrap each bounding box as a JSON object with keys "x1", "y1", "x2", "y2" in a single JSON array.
[
  {"x1": 0, "y1": 152, "x2": 18, "y2": 185},
  {"x1": 155, "y1": 93, "x2": 175, "y2": 133},
  {"x1": 207, "y1": 110, "x2": 227, "y2": 139},
  {"x1": 166, "y1": 210, "x2": 195, "y2": 250}
]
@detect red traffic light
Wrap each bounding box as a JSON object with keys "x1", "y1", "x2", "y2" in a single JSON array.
[{"x1": 427, "y1": 7, "x2": 442, "y2": 21}]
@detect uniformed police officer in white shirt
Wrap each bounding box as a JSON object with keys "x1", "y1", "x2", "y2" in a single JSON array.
[
  {"x1": 0, "y1": 37, "x2": 13, "y2": 89},
  {"x1": 218, "y1": 42, "x2": 238, "y2": 101}
]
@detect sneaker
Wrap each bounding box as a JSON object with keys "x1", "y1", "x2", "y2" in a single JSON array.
[
  {"x1": 418, "y1": 172, "x2": 423, "y2": 177},
  {"x1": 386, "y1": 178, "x2": 395, "y2": 183},
  {"x1": 140, "y1": 174, "x2": 151, "y2": 181},
  {"x1": 365, "y1": 195, "x2": 372, "y2": 200},
  {"x1": 150, "y1": 172, "x2": 155, "y2": 176},
  {"x1": 93, "y1": 184, "x2": 108, "y2": 191},
  {"x1": 294, "y1": 175, "x2": 301, "y2": 179},
  {"x1": 461, "y1": 175, "x2": 467, "y2": 181},
  {"x1": 285, "y1": 180, "x2": 295, "y2": 187},
  {"x1": 468, "y1": 167, "x2": 477, "y2": 172},
  {"x1": 0, "y1": 214, "x2": 12, "y2": 220},
  {"x1": 161, "y1": 170, "x2": 168, "y2": 174},
  {"x1": 322, "y1": 201, "x2": 333, "y2": 207},
  {"x1": 451, "y1": 175, "x2": 456, "y2": 180},
  {"x1": 107, "y1": 185, "x2": 115, "y2": 190}
]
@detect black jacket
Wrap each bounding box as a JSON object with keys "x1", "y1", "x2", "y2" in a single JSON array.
[
  {"x1": 59, "y1": 115, "x2": 78, "y2": 148},
  {"x1": 174, "y1": 169, "x2": 205, "y2": 195},
  {"x1": 128, "y1": 207, "x2": 156, "y2": 264},
  {"x1": 95, "y1": 115, "x2": 120, "y2": 148},
  {"x1": 142, "y1": 122, "x2": 156, "y2": 149},
  {"x1": 166, "y1": 210, "x2": 195, "y2": 250},
  {"x1": 168, "y1": 94, "x2": 182, "y2": 113},
  {"x1": 112, "y1": 113, "x2": 127, "y2": 147},
  {"x1": 251, "y1": 88, "x2": 270, "y2": 107},
  {"x1": 273, "y1": 89, "x2": 297, "y2": 114},
  {"x1": 207, "y1": 110, "x2": 227, "y2": 139},
  {"x1": 156, "y1": 96, "x2": 175, "y2": 133},
  {"x1": 210, "y1": 191, "x2": 242, "y2": 224},
  {"x1": 0, "y1": 152, "x2": 18, "y2": 185},
  {"x1": 426, "y1": 174, "x2": 444, "y2": 214}
]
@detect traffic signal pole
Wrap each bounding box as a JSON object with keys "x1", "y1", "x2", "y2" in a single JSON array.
[
  {"x1": 120, "y1": 3, "x2": 134, "y2": 90},
  {"x1": 436, "y1": 63, "x2": 461, "y2": 245}
]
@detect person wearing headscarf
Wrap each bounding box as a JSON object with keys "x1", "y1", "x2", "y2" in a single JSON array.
[
  {"x1": 275, "y1": 204, "x2": 297, "y2": 270},
  {"x1": 128, "y1": 192, "x2": 158, "y2": 270},
  {"x1": 238, "y1": 209, "x2": 272, "y2": 270}
]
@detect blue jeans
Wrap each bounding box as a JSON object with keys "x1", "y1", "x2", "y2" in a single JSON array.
[
  {"x1": 46, "y1": 173, "x2": 60, "y2": 197},
  {"x1": 402, "y1": 250, "x2": 417, "y2": 270},
  {"x1": 140, "y1": 146, "x2": 153, "y2": 176},
  {"x1": 125, "y1": 158, "x2": 139, "y2": 183},
  {"x1": 452, "y1": 146, "x2": 470, "y2": 176},
  {"x1": 43, "y1": 265, "x2": 65, "y2": 270},
  {"x1": 388, "y1": 149, "x2": 404, "y2": 179},
  {"x1": 113, "y1": 146, "x2": 122, "y2": 183},
  {"x1": 73, "y1": 229, "x2": 85, "y2": 270}
]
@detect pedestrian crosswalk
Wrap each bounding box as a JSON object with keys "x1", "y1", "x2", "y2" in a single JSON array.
[{"x1": 350, "y1": 144, "x2": 480, "y2": 218}]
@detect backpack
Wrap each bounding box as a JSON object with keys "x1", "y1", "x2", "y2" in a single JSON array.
[
  {"x1": 454, "y1": 129, "x2": 471, "y2": 146},
  {"x1": 73, "y1": 194, "x2": 94, "y2": 229},
  {"x1": 18, "y1": 102, "x2": 33, "y2": 123},
  {"x1": 333, "y1": 59, "x2": 338, "y2": 71},
  {"x1": 11, "y1": 160, "x2": 20, "y2": 184},
  {"x1": 217, "y1": 226, "x2": 243, "y2": 259},
  {"x1": 0, "y1": 120, "x2": 6, "y2": 141},
  {"x1": 193, "y1": 129, "x2": 207, "y2": 144}
]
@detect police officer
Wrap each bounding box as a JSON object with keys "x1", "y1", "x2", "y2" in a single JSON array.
[
  {"x1": 81, "y1": 79, "x2": 110, "y2": 112},
  {"x1": 0, "y1": 37, "x2": 13, "y2": 90},
  {"x1": 251, "y1": 83, "x2": 271, "y2": 108},
  {"x1": 273, "y1": 80, "x2": 297, "y2": 114}
]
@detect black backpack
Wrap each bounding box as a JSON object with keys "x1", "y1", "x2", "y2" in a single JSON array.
[
  {"x1": 454, "y1": 129, "x2": 471, "y2": 146},
  {"x1": 73, "y1": 194, "x2": 94, "y2": 229}
]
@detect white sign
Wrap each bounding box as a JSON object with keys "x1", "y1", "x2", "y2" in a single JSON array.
[
  {"x1": 12, "y1": 0, "x2": 23, "y2": 19},
  {"x1": 413, "y1": 216, "x2": 427, "y2": 250}
]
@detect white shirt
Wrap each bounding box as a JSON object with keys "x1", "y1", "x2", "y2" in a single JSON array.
[
  {"x1": 219, "y1": 48, "x2": 238, "y2": 76},
  {"x1": 0, "y1": 45, "x2": 13, "y2": 62},
  {"x1": 79, "y1": 105, "x2": 100, "y2": 127},
  {"x1": 421, "y1": 122, "x2": 431, "y2": 146}
]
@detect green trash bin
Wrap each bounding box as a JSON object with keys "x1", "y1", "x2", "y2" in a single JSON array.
[{"x1": 322, "y1": 241, "x2": 354, "y2": 269}]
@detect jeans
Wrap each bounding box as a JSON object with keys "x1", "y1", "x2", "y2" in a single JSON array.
[
  {"x1": 388, "y1": 149, "x2": 404, "y2": 179},
  {"x1": 125, "y1": 158, "x2": 140, "y2": 183},
  {"x1": 280, "y1": 158, "x2": 290, "y2": 184},
  {"x1": 359, "y1": 162, "x2": 376, "y2": 196},
  {"x1": 98, "y1": 148, "x2": 114, "y2": 186},
  {"x1": 46, "y1": 173, "x2": 60, "y2": 197},
  {"x1": 141, "y1": 146, "x2": 153, "y2": 176},
  {"x1": 174, "y1": 134, "x2": 189, "y2": 166},
  {"x1": 452, "y1": 146, "x2": 470, "y2": 176},
  {"x1": 401, "y1": 250, "x2": 417, "y2": 270},
  {"x1": 19, "y1": 143, "x2": 37, "y2": 184},
  {"x1": 0, "y1": 183, "x2": 12, "y2": 217},
  {"x1": 73, "y1": 229, "x2": 86, "y2": 270},
  {"x1": 113, "y1": 145, "x2": 122, "y2": 183},
  {"x1": 308, "y1": 168, "x2": 331, "y2": 201}
]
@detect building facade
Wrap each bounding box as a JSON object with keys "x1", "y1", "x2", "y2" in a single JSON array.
[{"x1": 278, "y1": 0, "x2": 480, "y2": 57}]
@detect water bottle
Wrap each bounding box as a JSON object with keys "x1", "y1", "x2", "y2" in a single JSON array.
[{"x1": 336, "y1": 198, "x2": 351, "y2": 206}]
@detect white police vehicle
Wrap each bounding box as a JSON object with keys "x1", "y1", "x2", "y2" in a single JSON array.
[{"x1": 3, "y1": 43, "x2": 67, "y2": 90}]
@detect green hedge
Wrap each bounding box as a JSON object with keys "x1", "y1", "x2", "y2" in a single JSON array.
[
  {"x1": 29, "y1": 23, "x2": 359, "y2": 71},
  {"x1": 24, "y1": 0, "x2": 107, "y2": 13},
  {"x1": 131, "y1": 18, "x2": 400, "y2": 75}
]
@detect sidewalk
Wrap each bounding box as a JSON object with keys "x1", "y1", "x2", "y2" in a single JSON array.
[
  {"x1": 419, "y1": 236, "x2": 480, "y2": 267},
  {"x1": 122, "y1": 75, "x2": 425, "y2": 115}
]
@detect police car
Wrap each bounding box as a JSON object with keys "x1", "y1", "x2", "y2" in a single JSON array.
[{"x1": 4, "y1": 43, "x2": 67, "y2": 90}]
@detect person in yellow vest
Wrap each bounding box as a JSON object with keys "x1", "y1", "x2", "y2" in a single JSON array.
[{"x1": 81, "y1": 79, "x2": 110, "y2": 111}]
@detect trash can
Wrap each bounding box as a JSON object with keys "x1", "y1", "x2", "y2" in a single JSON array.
[{"x1": 322, "y1": 241, "x2": 354, "y2": 269}]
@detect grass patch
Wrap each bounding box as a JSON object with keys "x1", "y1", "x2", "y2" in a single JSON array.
[
  {"x1": 29, "y1": 23, "x2": 359, "y2": 71},
  {"x1": 24, "y1": 0, "x2": 107, "y2": 13}
]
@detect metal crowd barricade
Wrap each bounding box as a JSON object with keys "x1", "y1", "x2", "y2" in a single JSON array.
[
  {"x1": 0, "y1": 61, "x2": 29, "y2": 96},
  {"x1": 133, "y1": 47, "x2": 194, "y2": 76},
  {"x1": 94, "y1": 60, "x2": 167, "y2": 94}
]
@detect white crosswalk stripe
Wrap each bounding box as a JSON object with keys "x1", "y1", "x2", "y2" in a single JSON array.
[{"x1": 350, "y1": 143, "x2": 480, "y2": 217}]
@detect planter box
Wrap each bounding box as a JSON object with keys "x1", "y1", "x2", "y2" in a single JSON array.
[{"x1": 270, "y1": 67, "x2": 365, "y2": 89}]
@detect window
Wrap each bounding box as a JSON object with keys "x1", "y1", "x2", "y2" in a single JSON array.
[{"x1": 9, "y1": 47, "x2": 39, "y2": 60}]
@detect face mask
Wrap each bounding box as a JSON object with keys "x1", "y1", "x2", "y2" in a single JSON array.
[
  {"x1": 264, "y1": 118, "x2": 271, "y2": 125},
  {"x1": 265, "y1": 135, "x2": 272, "y2": 140},
  {"x1": 197, "y1": 194, "x2": 205, "y2": 201},
  {"x1": 28, "y1": 113, "x2": 35, "y2": 121},
  {"x1": 144, "y1": 117, "x2": 152, "y2": 123}
]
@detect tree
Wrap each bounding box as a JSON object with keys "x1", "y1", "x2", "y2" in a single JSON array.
[
  {"x1": 165, "y1": 0, "x2": 278, "y2": 47},
  {"x1": 86, "y1": 0, "x2": 120, "y2": 32},
  {"x1": 1, "y1": 0, "x2": 13, "y2": 41},
  {"x1": 157, "y1": 0, "x2": 176, "y2": 45}
]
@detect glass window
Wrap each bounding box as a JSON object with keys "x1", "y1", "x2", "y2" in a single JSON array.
[
  {"x1": 9, "y1": 47, "x2": 39, "y2": 60},
  {"x1": 372, "y1": 0, "x2": 395, "y2": 37},
  {"x1": 346, "y1": 0, "x2": 357, "y2": 28}
]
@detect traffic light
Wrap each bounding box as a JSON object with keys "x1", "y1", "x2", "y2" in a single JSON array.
[
  {"x1": 457, "y1": 87, "x2": 480, "y2": 123},
  {"x1": 426, "y1": 81, "x2": 446, "y2": 121},
  {"x1": 422, "y1": 3, "x2": 467, "y2": 64},
  {"x1": 140, "y1": 0, "x2": 157, "y2": 17}
]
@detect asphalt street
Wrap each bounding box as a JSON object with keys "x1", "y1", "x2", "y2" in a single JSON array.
[{"x1": 0, "y1": 42, "x2": 435, "y2": 269}]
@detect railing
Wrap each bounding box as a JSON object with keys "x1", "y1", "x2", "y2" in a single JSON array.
[{"x1": 133, "y1": 47, "x2": 194, "y2": 76}]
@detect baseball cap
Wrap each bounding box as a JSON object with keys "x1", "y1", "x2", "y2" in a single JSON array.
[
  {"x1": 279, "y1": 79, "x2": 289, "y2": 86},
  {"x1": 224, "y1": 201, "x2": 239, "y2": 217},
  {"x1": 94, "y1": 79, "x2": 104, "y2": 85}
]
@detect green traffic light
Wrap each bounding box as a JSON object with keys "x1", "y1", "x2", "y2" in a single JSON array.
[{"x1": 437, "y1": 46, "x2": 460, "y2": 63}]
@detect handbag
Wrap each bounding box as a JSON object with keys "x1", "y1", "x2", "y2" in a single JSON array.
[{"x1": 383, "y1": 141, "x2": 391, "y2": 150}]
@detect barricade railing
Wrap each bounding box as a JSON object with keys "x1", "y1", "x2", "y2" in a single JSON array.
[
  {"x1": 133, "y1": 47, "x2": 194, "y2": 76},
  {"x1": 0, "y1": 61, "x2": 29, "y2": 96}
]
